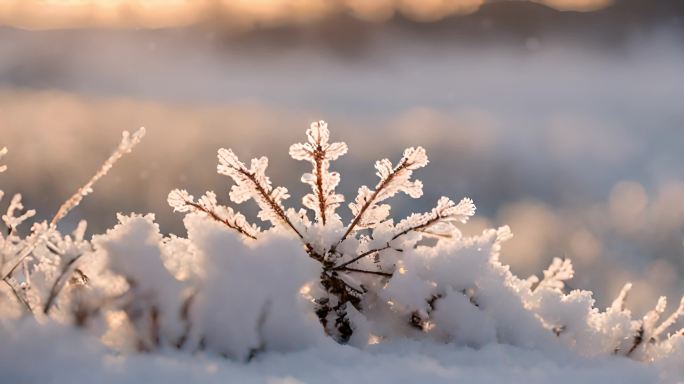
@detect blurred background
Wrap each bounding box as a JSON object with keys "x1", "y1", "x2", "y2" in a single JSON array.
[{"x1": 1, "y1": 0, "x2": 683, "y2": 314}]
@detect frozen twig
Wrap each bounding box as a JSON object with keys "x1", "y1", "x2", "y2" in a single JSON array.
[
  {"x1": 50, "y1": 128, "x2": 146, "y2": 227},
  {"x1": 168, "y1": 190, "x2": 259, "y2": 240},
  {"x1": 289, "y1": 120, "x2": 347, "y2": 225},
  {"x1": 340, "y1": 146, "x2": 428, "y2": 243}
]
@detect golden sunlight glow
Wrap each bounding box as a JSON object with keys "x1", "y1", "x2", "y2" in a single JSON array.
[
  {"x1": 368, "y1": 334, "x2": 382, "y2": 345},
  {"x1": 299, "y1": 284, "x2": 312, "y2": 296},
  {"x1": 536, "y1": 0, "x2": 612, "y2": 12},
  {"x1": 0, "y1": 0, "x2": 613, "y2": 30}
]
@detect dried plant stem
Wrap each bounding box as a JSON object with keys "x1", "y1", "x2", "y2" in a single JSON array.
[
  {"x1": 626, "y1": 327, "x2": 645, "y2": 356},
  {"x1": 339, "y1": 267, "x2": 392, "y2": 277},
  {"x1": 43, "y1": 254, "x2": 84, "y2": 315},
  {"x1": 1, "y1": 234, "x2": 45, "y2": 280},
  {"x1": 50, "y1": 128, "x2": 146, "y2": 227},
  {"x1": 313, "y1": 147, "x2": 327, "y2": 225},
  {"x1": 333, "y1": 246, "x2": 390, "y2": 271},
  {"x1": 2, "y1": 277, "x2": 32, "y2": 313}
]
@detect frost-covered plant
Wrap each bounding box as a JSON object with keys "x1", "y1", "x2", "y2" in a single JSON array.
[
  {"x1": 168, "y1": 121, "x2": 481, "y2": 344},
  {"x1": 0, "y1": 129, "x2": 145, "y2": 324},
  {"x1": 4, "y1": 121, "x2": 684, "y2": 364},
  {"x1": 162, "y1": 121, "x2": 684, "y2": 360}
]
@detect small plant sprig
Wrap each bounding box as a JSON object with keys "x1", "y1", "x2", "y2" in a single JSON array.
[
  {"x1": 0, "y1": 128, "x2": 145, "y2": 317},
  {"x1": 169, "y1": 121, "x2": 476, "y2": 341}
]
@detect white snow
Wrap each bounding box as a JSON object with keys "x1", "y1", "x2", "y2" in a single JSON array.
[{"x1": 0, "y1": 319, "x2": 679, "y2": 384}]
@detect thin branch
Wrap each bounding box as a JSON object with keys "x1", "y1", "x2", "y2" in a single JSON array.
[
  {"x1": 332, "y1": 245, "x2": 391, "y2": 270},
  {"x1": 175, "y1": 292, "x2": 196, "y2": 349},
  {"x1": 390, "y1": 216, "x2": 442, "y2": 242},
  {"x1": 339, "y1": 161, "x2": 411, "y2": 244},
  {"x1": 43, "y1": 253, "x2": 84, "y2": 315},
  {"x1": 236, "y1": 168, "x2": 327, "y2": 263},
  {"x1": 185, "y1": 201, "x2": 257, "y2": 240},
  {"x1": 332, "y1": 216, "x2": 436, "y2": 270},
  {"x1": 1, "y1": 234, "x2": 45, "y2": 280},
  {"x1": 239, "y1": 168, "x2": 304, "y2": 241},
  {"x1": 51, "y1": 128, "x2": 146, "y2": 227},
  {"x1": 339, "y1": 267, "x2": 393, "y2": 277},
  {"x1": 653, "y1": 297, "x2": 684, "y2": 338},
  {"x1": 626, "y1": 326, "x2": 645, "y2": 357},
  {"x1": 313, "y1": 145, "x2": 327, "y2": 225},
  {"x1": 2, "y1": 277, "x2": 32, "y2": 313}
]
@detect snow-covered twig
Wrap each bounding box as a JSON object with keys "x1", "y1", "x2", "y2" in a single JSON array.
[
  {"x1": 290, "y1": 121, "x2": 347, "y2": 225},
  {"x1": 340, "y1": 146, "x2": 428, "y2": 243},
  {"x1": 51, "y1": 128, "x2": 146, "y2": 227},
  {"x1": 168, "y1": 190, "x2": 259, "y2": 240}
]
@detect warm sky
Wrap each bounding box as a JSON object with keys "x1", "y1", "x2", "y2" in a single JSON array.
[{"x1": 1, "y1": 0, "x2": 612, "y2": 29}]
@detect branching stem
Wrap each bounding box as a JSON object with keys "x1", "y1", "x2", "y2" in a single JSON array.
[
  {"x1": 338, "y1": 160, "x2": 412, "y2": 244},
  {"x1": 185, "y1": 201, "x2": 257, "y2": 240}
]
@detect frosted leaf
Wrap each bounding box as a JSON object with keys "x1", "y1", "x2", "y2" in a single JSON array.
[
  {"x1": 168, "y1": 189, "x2": 194, "y2": 213},
  {"x1": 217, "y1": 148, "x2": 245, "y2": 171},
  {"x1": 652, "y1": 296, "x2": 684, "y2": 339},
  {"x1": 270, "y1": 187, "x2": 290, "y2": 204},
  {"x1": 325, "y1": 142, "x2": 348, "y2": 161},
  {"x1": 2, "y1": 194, "x2": 36, "y2": 230},
  {"x1": 643, "y1": 296, "x2": 667, "y2": 334},
  {"x1": 197, "y1": 191, "x2": 218, "y2": 209},
  {"x1": 0, "y1": 147, "x2": 7, "y2": 173},
  {"x1": 402, "y1": 146, "x2": 429, "y2": 169},
  {"x1": 217, "y1": 148, "x2": 297, "y2": 236},
  {"x1": 344, "y1": 147, "x2": 428, "y2": 239},
  {"x1": 72, "y1": 220, "x2": 88, "y2": 243},
  {"x1": 120, "y1": 128, "x2": 147, "y2": 152},
  {"x1": 250, "y1": 157, "x2": 270, "y2": 186},
  {"x1": 375, "y1": 159, "x2": 393, "y2": 181},
  {"x1": 289, "y1": 120, "x2": 348, "y2": 224},
  {"x1": 610, "y1": 283, "x2": 633, "y2": 312},
  {"x1": 533, "y1": 257, "x2": 574, "y2": 292},
  {"x1": 394, "y1": 197, "x2": 476, "y2": 240},
  {"x1": 289, "y1": 143, "x2": 311, "y2": 161},
  {"x1": 167, "y1": 189, "x2": 259, "y2": 239},
  {"x1": 349, "y1": 186, "x2": 391, "y2": 228},
  {"x1": 301, "y1": 194, "x2": 317, "y2": 212},
  {"x1": 229, "y1": 184, "x2": 253, "y2": 204},
  {"x1": 306, "y1": 121, "x2": 329, "y2": 148},
  {"x1": 439, "y1": 197, "x2": 477, "y2": 224}
]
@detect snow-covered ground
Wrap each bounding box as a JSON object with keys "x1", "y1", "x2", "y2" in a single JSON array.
[{"x1": 2, "y1": 319, "x2": 678, "y2": 384}]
